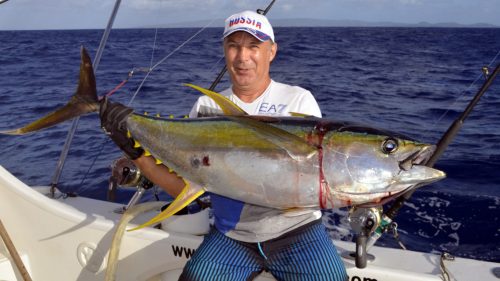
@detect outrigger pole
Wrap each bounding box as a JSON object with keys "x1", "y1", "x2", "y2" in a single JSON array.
[
  {"x1": 208, "y1": 0, "x2": 277, "y2": 91},
  {"x1": 50, "y1": 0, "x2": 123, "y2": 196},
  {"x1": 371, "y1": 63, "x2": 500, "y2": 246}
]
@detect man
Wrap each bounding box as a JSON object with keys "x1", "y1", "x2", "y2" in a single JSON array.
[{"x1": 100, "y1": 10, "x2": 347, "y2": 281}]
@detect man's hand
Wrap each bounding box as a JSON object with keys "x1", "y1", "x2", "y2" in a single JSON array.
[{"x1": 100, "y1": 98, "x2": 144, "y2": 160}]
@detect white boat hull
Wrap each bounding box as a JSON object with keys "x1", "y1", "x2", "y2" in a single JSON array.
[{"x1": 0, "y1": 165, "x2": 497, "y2": 281}]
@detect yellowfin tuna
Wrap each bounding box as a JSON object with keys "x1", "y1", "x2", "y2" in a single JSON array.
[{"x1": 1, "y1": 47, "x2": 445, "y2": 231}]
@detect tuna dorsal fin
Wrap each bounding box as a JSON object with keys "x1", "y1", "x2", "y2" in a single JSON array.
[
  {"x1": 127, "y1": 180, "x2": 205, "y2": 231},
  {"x1": 228, "y1": 116, "x2": 318, "y2": 161},
  {"x1": 289, "y1": 112, "x2": 313, "y2": 118},
  {"x1": 184, "y1": 83, "x2": 247, "y2": 116}
]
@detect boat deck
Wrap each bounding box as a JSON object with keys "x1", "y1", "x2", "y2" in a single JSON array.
[{"x1": 0, "y1": 166, "x2": 498, "y2": 280}]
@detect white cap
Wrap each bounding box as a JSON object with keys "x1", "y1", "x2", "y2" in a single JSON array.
[{"x1": 223, "y1": 10, "x2": 275, "y2": 42}]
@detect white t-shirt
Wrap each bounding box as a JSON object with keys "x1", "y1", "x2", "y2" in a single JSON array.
[
  {"x1": 189, "y1": 80, "x2": 322, "y2": 118},
  {"x1": 188, "y1": 80, "x2": 323, "y2": 242}
]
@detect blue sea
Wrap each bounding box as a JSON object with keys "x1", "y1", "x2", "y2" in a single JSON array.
[{"x1": 0, "y1": 27, "x2": 499, "y2": 263}]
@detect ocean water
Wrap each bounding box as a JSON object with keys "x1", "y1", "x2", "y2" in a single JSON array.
[{"x1": 0, "y1": 27, "x2": 499, "y2": 263}]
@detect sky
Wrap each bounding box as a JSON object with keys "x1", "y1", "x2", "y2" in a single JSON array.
[{"x1": 0, "y1": 0, "x2": 499, "y2": 30}]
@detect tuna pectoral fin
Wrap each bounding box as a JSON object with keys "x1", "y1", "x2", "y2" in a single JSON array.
[
  {"x1": 229, "y1": 116, "x2": 318, "y2": 161},
  {"x1": 127, "y1": 181, "x2": 205, "y2": 232},
  {"x1": 0, "y1": 46, "x2": 98, "y2": 135}
]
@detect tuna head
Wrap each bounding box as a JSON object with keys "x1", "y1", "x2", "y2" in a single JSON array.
[{"x1": 322, "y1": 131, "x2": 445, "y2": 207}]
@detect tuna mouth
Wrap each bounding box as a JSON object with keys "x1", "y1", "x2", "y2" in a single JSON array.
[
  {"x1": 393, "y1": 143, "x2": 445, "y2": 188},
  {"x1": 399, "y1": 145, "x2": 436, "y2": 171}
]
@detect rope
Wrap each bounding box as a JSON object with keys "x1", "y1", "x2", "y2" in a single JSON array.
[
  {"x1": 105, "y1": 71, "x2": 134, "y2": 97},
  {"x1": 0, "y1": 219, "x2": 33, "y2": 281},
  {"x1": 439, "y1": 252, "x2": 455, "y2": 281},
  {"x1": 105, "y1": 201, "x2": 166, "y2": 281},
  {"x1": 425, "y1": 50, "x2": 500, "y2": 139}
]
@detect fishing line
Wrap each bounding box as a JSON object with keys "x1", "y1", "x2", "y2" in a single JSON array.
[
  {"x1": 127, "y1": 18, "x2": 217, "y2": 106},
  {"x1": 149, "y1": 28, "x2": 159, "y2": 70},
  {"x1": 207, "y1": 56, "x2": 227, "y2": 78},
  {"x1": 424, "y1": 49, "x2": 500, "y2": 141},
  {"x1": 152, "y1": 24, "x2": 214, "y2": 71}
]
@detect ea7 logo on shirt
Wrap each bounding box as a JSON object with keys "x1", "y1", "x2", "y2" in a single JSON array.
[{"x1": 258, "y1": 103, "x2": 287, "y2": 114}]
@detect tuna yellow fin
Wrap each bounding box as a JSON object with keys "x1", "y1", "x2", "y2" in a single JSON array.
[
  {"x1": 184, "y1": 83, "x2": 248, "y2": 116},
  {"x1": 127, "y1": 180, "x2": 205, "y2": 231}
]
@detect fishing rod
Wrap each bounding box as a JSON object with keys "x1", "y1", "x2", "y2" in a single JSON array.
[
  {"x1": 50, "y1": 0, "x2": 122, "y2": 197},
  {"x1": 208, "y1": 0, "x2": 277, "y2": 91},
  {"x1": 0, "y1": 0, "x2": 10, "y2": 5},
  {"x1": 368, "y1": 62, "x2": 500, "y2": 247}
]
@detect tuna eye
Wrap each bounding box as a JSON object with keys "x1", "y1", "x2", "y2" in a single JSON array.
[{"x1": 382, "y1": 138, "x2": 398, "y2": 154}]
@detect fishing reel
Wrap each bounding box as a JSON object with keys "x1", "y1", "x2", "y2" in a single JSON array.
[
  {"x1": 346, "y1": 206, "x2": 382, "y2": 268},
  {"x1": 108, "y1": 156, "x2": 154, "y2": 214}
]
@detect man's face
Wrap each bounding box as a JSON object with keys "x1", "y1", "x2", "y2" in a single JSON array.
[{"x1": 223, "y1": 31, "x2": 277, "y2": 92}]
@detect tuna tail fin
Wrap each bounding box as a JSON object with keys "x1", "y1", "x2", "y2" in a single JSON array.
[
  {"x1": 0, "y1": 46, "x2": 99, "y2": 135},
  {"x1": 127, "y1": 180, "x2": 205, "y2": 231}
]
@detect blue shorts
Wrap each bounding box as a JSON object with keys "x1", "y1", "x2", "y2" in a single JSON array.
[{"x1": 179, "y1": 220, "x2": 348, "y2": 281}]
